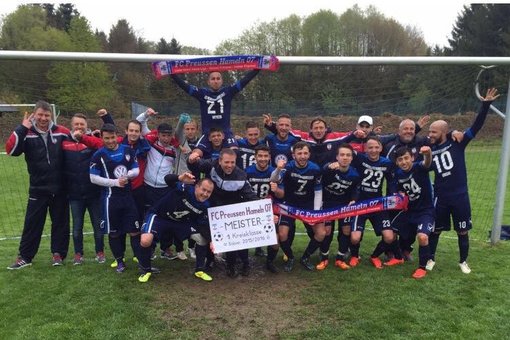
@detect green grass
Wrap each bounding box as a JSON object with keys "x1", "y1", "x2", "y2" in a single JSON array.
[{"x1": 1, "y1": 140, "x2": 510, "y2": 338}]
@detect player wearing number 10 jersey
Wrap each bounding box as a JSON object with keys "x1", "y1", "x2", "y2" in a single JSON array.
[{"x1": 427, "y1": 87, "x2": 499, "y2": 274}]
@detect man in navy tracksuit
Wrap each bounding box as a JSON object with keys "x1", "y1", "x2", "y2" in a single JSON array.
[{"x1": 6, "y1": 100, "x2": 70, "y2": 269}]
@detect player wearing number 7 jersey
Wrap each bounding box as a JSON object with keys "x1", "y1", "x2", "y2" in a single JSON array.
[{"x1": 427, "y1": 87, "x2": 499, "y2": 274}]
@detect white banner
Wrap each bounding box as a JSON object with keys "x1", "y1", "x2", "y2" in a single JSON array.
[{"x1": 208, "y1": 199, "x2": 277, "y2": 253}]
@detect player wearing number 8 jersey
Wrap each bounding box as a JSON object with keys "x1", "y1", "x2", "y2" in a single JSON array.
[{"x1": 427, "y1": 87, "x2": 499, "y2": 274}]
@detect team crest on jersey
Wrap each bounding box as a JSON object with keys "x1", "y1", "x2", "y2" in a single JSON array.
[
  {"x1": 411, "y1": 147, "x2": 417, "y2": 155},
  {"x1": 113, "y1": 165, "x2": 128, "y2": 178},
  {"x1": 275, "y1": 154, "x2": 288, "y2": 164},
  {"x1": 327, "y1": 143, "x2": 332, "y2": 150},
  {"x1": 125, "y1": 154, "x2": 130, "y2": 162}
]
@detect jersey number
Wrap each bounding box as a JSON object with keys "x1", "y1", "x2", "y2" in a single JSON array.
[
  {"x1": 207, "y1": 98, "x2": 224, "y2": 114},
  {"x1": 433, "y1": 151, "x2": 454, "y2": 174},
  {"x1": 241, "y1": 154, "x2": 256, "y2": 169},
  {"x1": 252, "y1": 183, "x2": 270, "y2": 198},
  {"x1": 402, "y1": 178, "x2": 422, "y2": 200},
  {"x1": 361, "y1": 169, "x2": 383, "y2": 189}
]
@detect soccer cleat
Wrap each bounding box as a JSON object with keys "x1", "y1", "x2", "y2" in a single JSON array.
[
  {"x1": 150, "y1": 251, "x2": 157, "y2": 260},
  {"x1": 226, "y1": 266, "x2": 238, "y2": 278},
  {"x1": 254, "y1": 248, "x2": 266, "y2": 257},
  {"x1": 349, "y1": 256, "x2": 360, "y2": 267},
  {"x1": 384, "y1": 258, "x2": 405, "y2": 266},
  {"x1": 176, "y1": 251, "x2": 187, "y2": 261},
  {"x1": 283, "y1": 258, "x2": 295, "y2": 272},
  {"x1": 116, "y1": 261, "x2": 126, "y2": 273},
  {"x1": 132, "y1": 257, "x2": 139, "y2": 263},
  {"x1": 138, "y1": 272, "x2": 152, "y2": 283},
  {"x1": 160, "y1": 250, "x2": 178, "y2": 260},
  {"x1": 370, "y1": 257, "x2": 383, "y2": 269},
  {"x1": 7, "y1": 257, "x2": 32, "y2": 270},
  {"x1": 95, "y1": 252, "x2": 106, "y2": 264},
  {"x1": 283, "y1": 254, "x2": 288, "y2": 262},
  {"x1": 402, "y1": 250, "x2": 413, "y2": 262},
  {"x1": 425, "y1": 259, "x2": 436, "y2": 271},
  {"x1": 459, "y1": 261, "x2": 471, "y2": 274},
  {"x1": 150, "y1": 266, "x2": 161, "y2": 274},
  {"x1": 194, "y1": 271, "x2": 213, "y2": 282},
  {"x1": 73, "y1": 253, "x2": 83, "y2": 266},
  {"x1": 266, "y1": 262, "x2": 278, "y2": 273},
  {"x1": 412, "y1": 268, "x2": 427, "y2": 279},
  {"x1": 316, "y1": 259, "x2": 329, "y2": 271},
  {"x1": 110, "y1": 258, "x2": 125, "y2": 268},
  {"x1": 52, "y1": 253, "x2": 63, "y2": 266},
  {"x1": 334, "y1": 259, "x2": 351, "y2": 270},
  {"x1": 188, "y1": 248, "x2": 196, "y2": 259},
  {"x1": 300, "y1": 257, "x2": 315, "y2": 271}
]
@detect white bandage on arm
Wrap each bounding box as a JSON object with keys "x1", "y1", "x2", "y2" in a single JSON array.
[
  {"x1": 90, "y1": 174, "x2": 120, "y2": 187},
  {"x1": 314, "y1": 189, "x2": 323, "y2": 210}
]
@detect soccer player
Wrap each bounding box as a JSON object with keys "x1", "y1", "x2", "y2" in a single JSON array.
[
  {"x1": 171, "y1": 69, "x2": 259, "y2": 148},
  {"x1": 350, "y1": 136, "x2": 398, "y2": 269},
  {"x1": 89, "y1": 123, "x2": 140, "y2": 273},
  {"x1": 174, "y1": 119, "x2": 199, "y2": 175},
  {"x1": 6, "y1": 100, "x2": 70, "y2": 269},
  {"x1": 245, "y1": 145, "x2": 278, "y2": 270},
  {"x1": 321, "y1": 144, "x2": 361, "y2": 270},
  {"x1": 188, "y1": 148, "x2": 259, "y2": 277},
  {"x1": 427, "y1": 87, "x2": 499, "y2": 274},
  {"x1": 139, "y1": 174, "x2": 214, "y2": 283},
  {"x1": 271, "y1": 141, "x2": 324, "y2": 272},
  {"x1": 393, "y1": 145, "x2": 434, "y2": 279},
  {"x1": 189, "y1": 127, "x2": 232, "y2": 162},
  {"x1": 264, "y1": 113, "x2": 301, "y2": 166}
]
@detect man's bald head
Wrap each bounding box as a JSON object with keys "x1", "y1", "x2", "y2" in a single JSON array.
[{"x1": 428, "y1": 120, "x2": 449, "y2": 145}]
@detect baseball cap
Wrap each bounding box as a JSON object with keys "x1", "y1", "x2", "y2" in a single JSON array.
[
  {"x1": 357, "y1": 115, "x2": 373, "y2": 126},
  {"x1": 157, "y1": 123, "x2": 173, "y2": 134}
]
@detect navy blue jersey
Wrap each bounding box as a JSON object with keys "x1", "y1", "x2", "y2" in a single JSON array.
[
  {"x1": 430, "y1": 101, "x2": 491, "y2": 198},
  {"x1": 148, "y1": 183, "x2": 210, "y2": 228},
  {"x1": 236, "y1": 138, "x2": 265, "y2": 170},
  {"x1": 321, "y1": 164, "x2": 360, "y2": 206},
  {"x1": 245, "y1": 164, "x2": 275, "y2": 199},
  {"x1": 279, "y1": 160, "x2": 321, "y2": 208},
  {"x1": 171, "y1": 71, "x2": 259, "y2": 135},
  {"x1": 394, "y1": 161, "x2": 434, "y2": 211},
  {"x1": 90, "y1": 144, "x2": 138, "y2": 196},
  {"x1": 352, "y1": 153, "x2": 395, "y2": 199},
  {"x1": 196, "y1": 138, "x2": 230, "y2": 160},
  {"x1": 265, "y1": 133, "x2": 301, "y2": 166}
]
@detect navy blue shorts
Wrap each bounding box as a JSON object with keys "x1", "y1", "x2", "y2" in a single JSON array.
[
  {"x1": 351, "y1": 211, "x2": 391, "y2": 236},
  {"x1": 100, "y1": 194, "x2": 139, "y2": 235},
  {"x1": 324, "y1": 201, "x2": 352, "y2": 229},
  {"x1": 392, "y1": 208, "x2": 435, "y2": 237},
  {"x1": 279, "y1": 215, "x2": 313, "y2": 230},
  {"x1": 142, "y1": 213, "x2": 199, "y2": 242},
  {"x1": 434, "y1": 194, "x2": 472, "y2": 232}
]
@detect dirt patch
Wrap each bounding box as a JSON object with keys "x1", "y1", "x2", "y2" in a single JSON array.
[{"x1": 151, "y1": 256, "x2": 313, "y2": 339}]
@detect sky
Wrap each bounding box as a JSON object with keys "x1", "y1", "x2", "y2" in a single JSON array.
[{"x1": 0, "y1": 0, "x2": 502, "y2": 51}]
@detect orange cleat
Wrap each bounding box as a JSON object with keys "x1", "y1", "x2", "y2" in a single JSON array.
[
  {"x1": 334, "y1": 260, "x2": 351, "y2": 270},
  {"x1": 384, "y1": 258, "x2": 405, "y2": 266},
  {"x1": 370, "y1": 257, "x2": 383, "y2": 269},
  {"x1": 412, "y1": 268, "x2": 427, "y2": 279},
  {"x1": 349, "y1": 256, "x2": 360, "y2": 267},
  {"x1": 316, "y1": 260, "x2": 329, "y2": 271}
]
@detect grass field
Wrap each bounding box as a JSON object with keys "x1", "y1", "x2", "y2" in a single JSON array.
[{"x1": 1, "y1": 140, "x2": 510, "y2": 339}]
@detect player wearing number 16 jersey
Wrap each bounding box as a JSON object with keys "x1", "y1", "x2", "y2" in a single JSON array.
[
  {"x1": 236, "y1": 121, "x2": 266, "y2": 170},
  {"x1": 171, "y1": 70, "x2": 259, "y2": 148},
  {"x1": 427, "y1": 87, "x2": 499, "y2": 274},
  {"x1": 350, "y1": 137, "x2": 397, "y2": 269}
]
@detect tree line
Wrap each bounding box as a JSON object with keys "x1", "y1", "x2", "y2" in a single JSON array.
[{"x1": 0, "y1": 3, "x2": 508, "y2": 117}]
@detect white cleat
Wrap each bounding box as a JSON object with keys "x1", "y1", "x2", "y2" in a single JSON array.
[
  {"x1": 425, "y1": 259, "x2": 436, "y2": 271},
  {"x1": 459, "y1": 261, "x2": 471, "y2": 274},
  {"x1": 176, "y1": 251, "x2": 188, "y2": 261}
]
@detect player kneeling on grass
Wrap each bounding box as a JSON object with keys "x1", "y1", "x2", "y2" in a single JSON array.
[
  {"x1": 393, "y1": 146, "x2": 435, "y2": 279},
  {"x1": 138, "y1": 174, "x2": 214, "y2": 283}
]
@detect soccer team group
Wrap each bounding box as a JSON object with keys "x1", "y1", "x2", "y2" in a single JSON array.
[{"x1": 5, "y1": 68, "x2": 500, "y2": 283}]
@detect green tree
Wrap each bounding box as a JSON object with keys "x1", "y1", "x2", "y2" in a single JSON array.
[{"x1": 47, "y1": 17, "x2": 117, "y2": 113}]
